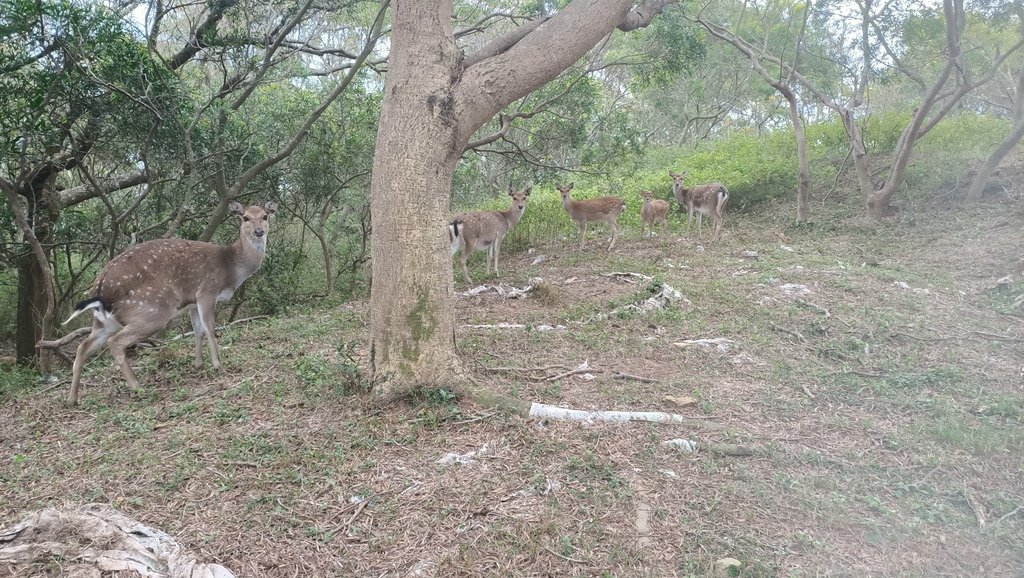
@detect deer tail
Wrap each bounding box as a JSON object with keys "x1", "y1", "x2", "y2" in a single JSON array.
[{"x1": 63, "y1": 298, "x2": 111, "y2": 325}]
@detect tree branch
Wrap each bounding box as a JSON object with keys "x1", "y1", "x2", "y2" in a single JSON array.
[{"x1": 167, "y1": 0, "x2": 239, "y2": 70}]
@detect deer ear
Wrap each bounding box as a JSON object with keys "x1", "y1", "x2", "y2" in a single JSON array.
[
  {"x1": 524, "y1": 187, "x2": 531, "y2": 196},
  {"x1": 229, "y1": 201, "x2": 245, "y2": 216},
  {"x1": 264, "y1": 201, "x2": 278, "y2": 215},
  {"x1": 567, "y1": 182, "x2": 574, "y2": 190}
]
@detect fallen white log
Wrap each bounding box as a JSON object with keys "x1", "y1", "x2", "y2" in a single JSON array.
[{"x1": 529, "y1": 402, "x2": 695, "y2": 424}]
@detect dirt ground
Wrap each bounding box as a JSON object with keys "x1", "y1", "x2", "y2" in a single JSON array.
[{"x1": 2, "y1": 185, "x2": 1023, "y2": 577}]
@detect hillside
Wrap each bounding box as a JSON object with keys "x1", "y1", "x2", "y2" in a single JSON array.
[{"x1": 2, "y1": 186, "x2": 1023, "y2": 576}]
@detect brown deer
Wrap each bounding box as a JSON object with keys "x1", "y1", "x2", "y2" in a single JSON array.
[
  {"x1": 63, "y1": 201, "x2": 278, "y2": 405},
  {"x1": 556, "y1": 183, "x2": 626, "y2": 250},
  {"x1": 451, "y1": 186, "x2": 530, "y2": 283},
  {"x1": 640, "y1": 190, "x2": 670, "y2": 239},
  {"x1": 669, "y1": 170, "x2": 729, "y2": 241}
]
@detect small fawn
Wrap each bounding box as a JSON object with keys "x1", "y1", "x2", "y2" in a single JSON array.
[
  {"x1": 451, "y1": 187, "x2": 530, "y2": 283},
  {"x1": 63, "y1": 201, "x2": 277, "y2": 405},
  {"x1": 640, "y1": 190, "x2": 669, "y2": 239},
  {"x1": 669, "y1": 170, "x2": 729, "y2": 241},
  {"x1": 556, "y1": 183, "x2": 626, "y2": 250}
]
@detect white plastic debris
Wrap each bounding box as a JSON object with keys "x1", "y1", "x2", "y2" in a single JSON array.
[
  {"x1": 437, "y1": 443, "x2": 490, "y2": 466},
  {"x1": 663, "y1": 438, "x2": 698, "y2": 453},
  {"x1": 531, "y1": 255, "x2": 547, "y2": 265}
]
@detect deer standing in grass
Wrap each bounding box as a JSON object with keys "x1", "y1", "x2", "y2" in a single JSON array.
[
  {"x1": 451, "y1": 187, "x2": 530, "y2": 283},
  {"x1": 640, "y1": 190, "x2": 669, "y2": 239},
  {"x1": 557, "y1": 183, "x2": 626, "y2": 250},
  {"x1": 63, "y1": 201, "x2": 278, "y2": 405},
  {"x1": 669, "y1": 170, "x2": 729, "y2": 241}
]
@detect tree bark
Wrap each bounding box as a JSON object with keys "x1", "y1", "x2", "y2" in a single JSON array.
[
  {"x1": 967, "y1": 50, "x2": 1024, "y2": 202},
  {"x1": 368, "y1": 0, "x2": 464, "y2": 398},
  {"x1": 369, "y1": 0, "x2": 675, "y2": 399}
]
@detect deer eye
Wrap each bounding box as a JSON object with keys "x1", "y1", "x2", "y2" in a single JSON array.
[
  {"x1": 243, "y1": 216, "x2": 250, "y2": 222},
  {"x1": 262, "y1": 215, "x2": 268, "y2": 221}
]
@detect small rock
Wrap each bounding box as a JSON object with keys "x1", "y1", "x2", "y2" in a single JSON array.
[
  {"x1": 673, "y1": 338, "x2": 734, "y2": 352},
  {"x1": 660, "y1": 469, "x2": 677, "y2": 478},
  {"x1": 780, "y1": 244, "x2": 794, "y2": 252},
  {"x1": 779, "y1": 283, "x2": 812, "y2": 295},
  {"x1": 663, "y1": 395, "x2": 697, "y2": 408},
  {"x1": 531, "y1": 255, "x2": 547, "y2": 265},
  {"x1": 714, "y1": 557, "x2": 742, "y2": 577},
  {"x1": 740, "y1": 250, "x2": 761, "y2": 260}
]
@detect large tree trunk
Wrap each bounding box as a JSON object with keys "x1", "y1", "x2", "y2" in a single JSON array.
[
  {"x1": 367, "y1": 0, "x2": 674, "y2": 400},
  {"x1": 368, "y1": 0, "x2": 464, "y2": 398}
]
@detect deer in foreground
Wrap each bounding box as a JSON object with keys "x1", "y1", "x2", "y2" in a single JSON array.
[
  {"x1": 557, "y1": 183, "x2": 626, "y2": 250},
  {"x1": 640, "y1": 190, "x2": 670, "y2": 239},
  {"x1": 63, "y1": 201, "x2": 278, "y2": 405},
  {"x1": 451, "y1": 187, "x2": 530, "y2": 283},
  {"x1": 669, "y1": 170, "x2": 729, "y2": 241}
]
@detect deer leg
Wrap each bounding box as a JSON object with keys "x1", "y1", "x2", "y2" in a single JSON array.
[
  {"x1": 460, "y1": 247, "x2": 473, "y2": 284},
  {"x1": 69, "y1": 318, "x2": 120, "y2": 405},
  {"x1": 687, "y1": 207, "x2": 694, "y2": 232},
  {"x1": 107, "y1": 319, "x2": 164, "y2": 393},
  {"x1": 713, "y1": 212, "x2": 724, "y2": 240},
  {"x1": 578, "y1": 221, "x2": 588, "y2": 250},
  {"x1": 696, "y1": 213, "x2": 704, "y2": 240},
  {"x1": 196, "y1": 300, "x2": 223, "y2": 372},
  {"x1": 189, "y1": 306, "x2": 204, "y2": 368},
  {"x1": 608, "y1": 221, "x2": 618, "y2": 250},
  {"x1": 493, "y1": 241, "x2": 501, "y2": 278}
]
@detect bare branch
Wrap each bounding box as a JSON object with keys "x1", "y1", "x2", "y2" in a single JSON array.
[{"x1": 463, "y1": 15, "x2": 551, "y2": 69}]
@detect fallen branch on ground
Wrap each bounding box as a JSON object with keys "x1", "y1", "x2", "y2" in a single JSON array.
[
  {"x1": 35, "y1": 327, "x2": 91, "y2": 351},
  {"x1": 602, "y1": 271, "x2": 654, "y2": 283},
  {"x1": 968, "y1": 330, "x2": 1023, "y2": 342},
  {"x1": 172, "y1": 315, "x2": 270, "y2": 340},
  {"x1": 611, "y1": 371, "x2": 657, "y2": 383}
]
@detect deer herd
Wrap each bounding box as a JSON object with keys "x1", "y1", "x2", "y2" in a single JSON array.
[
  {"x1": 62, "y1": 171, "x2": 728, "y2": 405},
  {"x1": 450, "y1": 170, "x2": 729, "y2": 282}
]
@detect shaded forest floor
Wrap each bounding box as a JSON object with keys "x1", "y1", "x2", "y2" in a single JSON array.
[{"x1": 2, "y1": 184, "x2": 1024, "y2": 577}]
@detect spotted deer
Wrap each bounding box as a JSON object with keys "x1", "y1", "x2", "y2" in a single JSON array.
[
  {"x1": 451, "y1": 186, "x2": 530, "y2": 283},
  {"x1": 669, "y1": 170, "x2": 729, "y2": 241},
  {"x1": 63, "y1": 201, "x2": 278, "y2": 405},
  {"x1": 556, "y1": 183, "x2": 626, "y2": 250},
  {"x1": 640, "y1": 190, "x2": 670, "y2": 239},
  {"x1": 447, "y1": 218, "x2": 463, "y2": 257}
]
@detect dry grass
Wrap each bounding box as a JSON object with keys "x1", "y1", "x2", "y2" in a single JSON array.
[{"x1": 2, "y1": 189, "x2": 1024, "y2": 577}]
